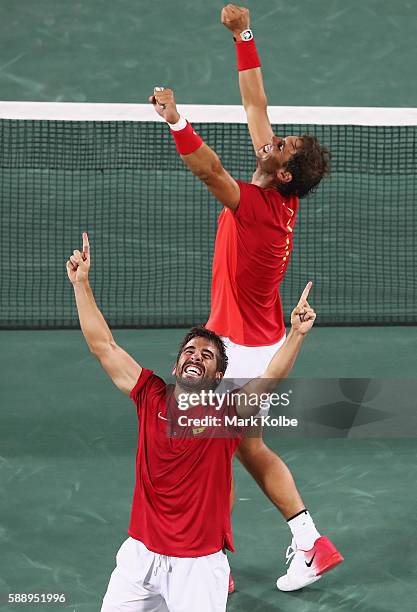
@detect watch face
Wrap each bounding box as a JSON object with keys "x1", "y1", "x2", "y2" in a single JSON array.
[{"x1": 241, "y1": 29, "x2": 253, "y2": 41}]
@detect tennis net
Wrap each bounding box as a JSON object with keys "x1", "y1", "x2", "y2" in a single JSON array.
[{"x1": 0, "y1": 103, "x2": 416, "y2": 328}]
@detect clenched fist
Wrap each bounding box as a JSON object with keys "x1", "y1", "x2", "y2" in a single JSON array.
[
  {"x1": 66, "y1": 232, "x2": 91, "y2": 284},
  {"x1": 149, "y1": 87, "x2": 180, "y2": 124},
  {"x1": 290, "y1": 282, "x2": 317, "y2": 335},
  {"x1": 221, "y1": 4, "x2": 250, "y2": 35}
]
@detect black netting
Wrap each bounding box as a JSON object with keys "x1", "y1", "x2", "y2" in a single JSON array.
[{"x1": 0, "y1": 119, "x2": 416, "y2": 328}]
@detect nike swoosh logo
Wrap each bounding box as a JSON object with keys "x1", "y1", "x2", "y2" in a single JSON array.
[
  {"x1": 158, "y1": 412, "x2": 168, "y2": 421},
  {"x1": 305, "y1": 552, "x2": 316, "y2": 568}
]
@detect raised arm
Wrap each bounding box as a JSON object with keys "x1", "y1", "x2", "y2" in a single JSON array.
[
  {"x1": 221, "y1": 4, "x2": 274, "y2": 153},
  {"x1": 150, "y1": 88, "x2": 240, "y2": 211},
  {"x1": 66, "y1": 233, "x2": 142, "y2": 395},
  {"x1": 234, "y1": 283, "x2": 316, "y2": 417}
]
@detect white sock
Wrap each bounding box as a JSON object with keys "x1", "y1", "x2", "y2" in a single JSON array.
[{"x1": 287, "y1": 509, "x2": 321, "y2": 551}]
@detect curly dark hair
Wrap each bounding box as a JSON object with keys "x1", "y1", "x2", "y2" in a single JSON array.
[
  {"x1": 176, "y1": 326, "x2": 228, "y2": 374},
  {"x1": 278, "y1": 135, "x2": 331, "y2": 199}
]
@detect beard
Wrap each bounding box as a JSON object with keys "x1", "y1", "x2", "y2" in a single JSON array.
[
  {"x1": 256, "y1": 155, "x2": 279, "y2": 176},
  {"x1": 175, "y1": 371, "x2": 220, "y2": 393}
]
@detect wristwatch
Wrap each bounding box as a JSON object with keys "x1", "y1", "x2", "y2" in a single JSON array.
[
  {"x1": 234, "y1": 29, "x2": 254, "y2": 42},
  {"x1": 239, "y1": 29, "x2": 254, "y2": 41}
]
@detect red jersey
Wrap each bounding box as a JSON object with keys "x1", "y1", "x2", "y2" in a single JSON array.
[
  {"x1": 206, "y1": 180, "x2": 298, "y2": 347},
  {"x1": 128, "y1": 368, "x2": 241, "y2": 557}
]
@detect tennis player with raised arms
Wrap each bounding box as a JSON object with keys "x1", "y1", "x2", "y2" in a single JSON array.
[
  {"x1": 67, "y1": 232, "x2": 317, "y2": 611},
  {"x1": 150, "y1": 3, "x2": 343, "y2": 593}
]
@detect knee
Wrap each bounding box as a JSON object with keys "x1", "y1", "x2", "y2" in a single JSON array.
[{"x1": 235, "y1": 436, "x2": 268, "y2": 462}]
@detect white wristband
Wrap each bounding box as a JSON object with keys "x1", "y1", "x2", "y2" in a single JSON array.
[{"x1": 168, "y1": 115, "x2": 187, "y2": 131}]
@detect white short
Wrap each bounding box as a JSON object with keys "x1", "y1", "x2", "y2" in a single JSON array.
[
  {"x1": 101, "y1": 537, "x2": 229, "y2": 612},
  {"x1": 221, "y1": 335, "x2": 286, "y2": 417},
  {"x1": 222, "y1": 334, "x2": 286, "y2": 381}
]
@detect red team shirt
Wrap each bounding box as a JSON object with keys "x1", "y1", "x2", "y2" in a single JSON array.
[
  {"x1": 128, "y1": 368, "x2": 241, "y2": 557},
  {"x1": 207, "y1": 180, "x2": 298, "y2": 347}
]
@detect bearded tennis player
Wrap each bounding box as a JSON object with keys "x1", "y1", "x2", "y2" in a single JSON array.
[
  {"x1": 150, "y1": 4, "x2": 343, "y2": 594},
  {"x1": 67, "y1": 233, "x2": 317, "y2": 611}
]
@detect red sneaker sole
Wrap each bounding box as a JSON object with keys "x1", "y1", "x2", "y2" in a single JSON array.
[{"x1": 316, "y1": 551, "x2": 344, "y2": 576}]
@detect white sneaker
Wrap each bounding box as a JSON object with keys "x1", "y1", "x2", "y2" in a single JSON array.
[{"x1": 276, "y1": 536, "x2": 344, "y2": 592}]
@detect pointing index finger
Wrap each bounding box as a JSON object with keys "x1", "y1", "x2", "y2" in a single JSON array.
[
  {"x1": 82, "y1": 232, "x2": 89, "y2": 255},
  {"x1": 298, "y1": 281, "x2": 312, "y2": 305}
]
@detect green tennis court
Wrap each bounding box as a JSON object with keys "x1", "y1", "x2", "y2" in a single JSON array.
[
  {"x1": 1, "y1": 0, "x2": 417, "y2": 610},
  {"x1": 1, "y1": 328, "x2": 417, "y2": 611}
]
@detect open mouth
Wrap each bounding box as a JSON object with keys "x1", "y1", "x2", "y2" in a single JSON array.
[
  {"x1": 182, "y1": 363, "x2": 204, "y2": 378},
  {"x1": 256, "y1": 143, "x2": 275, "y2": 160}
]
